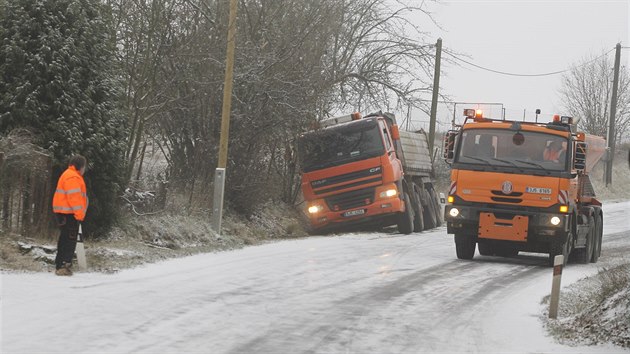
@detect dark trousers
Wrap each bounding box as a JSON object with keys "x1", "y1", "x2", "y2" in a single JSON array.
[{"x1": 55, "y1": 214, "x2": 79, "y2": 269}]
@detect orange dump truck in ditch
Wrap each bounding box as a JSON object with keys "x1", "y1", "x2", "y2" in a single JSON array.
[
  {"x1": 297, "y1": 111, "x2": 443, "y2": 234},
  {"x1": 443, "y1": 111, "x2": 606, "y2": 265}
]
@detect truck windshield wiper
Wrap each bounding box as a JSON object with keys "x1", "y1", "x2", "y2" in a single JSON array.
[
  {"x1": 514, "y1": 159, "x2": 549, "y2": 172},
  {"x1": 307, "y1": 151, "x2": 381, "y2": 171},
  {"x1": 308, "y1": 160, "x2": 341, "y2": 171},
  {"x1": 491, "y1": 157, "x2": 520, "y2": 168},
  {"x1": 462, "y1": 156, "x2": 492, "y2": 166}
]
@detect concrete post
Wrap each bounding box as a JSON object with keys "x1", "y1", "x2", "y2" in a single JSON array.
[
  {"x1": 549, "y1": 255, "x2": 564, "y2": 319},
  {"x1": 211, "y1": 168, "x2": 226, "y2": 235}
]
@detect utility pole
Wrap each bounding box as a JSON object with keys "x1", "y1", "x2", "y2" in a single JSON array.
[
  {"x1": 212, "y1": 0, "x2": 239, "y2": 234},
  {"x1": 428, "y1": 38, "x2": 442, "y2": 157},
  {"x1": 605, "y1": 43, "x2": 621, "y2": 187}
]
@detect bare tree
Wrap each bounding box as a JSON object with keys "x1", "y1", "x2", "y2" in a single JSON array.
[
  {"x1": 109, "y1": 0, "x2": 187, "y2": 184},
  {"x1": 560, "y1": 53, "x2": 630, "y2": 144},
  {"x1": 111, "y1": 0, "x2": 439, "y2": 214},
  {"x1": 321, "y1": 0, "x2": 437, "y2": 115}
]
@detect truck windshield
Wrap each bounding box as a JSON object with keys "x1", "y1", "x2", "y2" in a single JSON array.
[
  {"x1": 455, "y1": 128, "x2": 569, "y2": 172},
  {"x1": 298, "y1": 119, "x2": 385, "y2": 172}
]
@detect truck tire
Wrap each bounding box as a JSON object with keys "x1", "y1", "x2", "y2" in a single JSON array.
[
  {"x1": 430, "y1": 188, "x2": 443, "y2": 227},
  {"x1": 412, "y1": 185, "x2": 425, "y2": 232},
  {"x1": 591, "y1": 213, "x2": 603, "y2": 263},
  {"x1": 422, "y1": 188, "x2": 437, "y2": 230},
  {"x1": 455, "y1": 233, "x2": 475, "y2": 260},
  {"x1": 397, "y1": 192, "x2": 414, "y2": 234},
  {"x1": 574, "y1": 216, "x2": 595, "y2": 264},
  {"x1": 549, "y1": 231, "x2": 572, "y2": 267}
]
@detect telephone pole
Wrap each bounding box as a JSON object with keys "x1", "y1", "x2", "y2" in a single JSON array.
[
  {"x1": 212, "y1": 0, "x2": 239, "y2": 234},
  {"x1": 605, "y1": 43, "x2": 621, "y2": 187},
  {"x1": 428, "y1": 38, "x2": 442, "y2": 157}
]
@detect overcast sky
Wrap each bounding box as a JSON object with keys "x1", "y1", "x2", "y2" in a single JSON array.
[{"x1": 408, "y1": 0, "x2": 629, "y2": 130}]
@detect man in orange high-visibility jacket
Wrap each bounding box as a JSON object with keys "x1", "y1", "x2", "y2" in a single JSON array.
[
  {"x1": 543, "y1": 141, "x2": 564, "y2": 163},
  {"x1": 52, "y1": 155, "x2": 88, "y2": 276}
]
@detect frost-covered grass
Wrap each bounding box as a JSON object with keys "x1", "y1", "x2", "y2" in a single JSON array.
[
  {"x1": 544, "y1": 263, "x2": 630, "y2": 348},
  {"x1": 0, "y1": 201, "x2": 308, "y2": 273},
  {"x1": 543, "y1": 152, "x2": 630, "y2": 348}
]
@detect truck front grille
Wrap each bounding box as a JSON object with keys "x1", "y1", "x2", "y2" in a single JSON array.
[
  {"x1": 312, "y1": 167, "x2": 382, "y2": 195},
  {"x1": 491, "y1": 190, "x2": 523, "y2": 197},
  {"x1": 490, "y1": 189, "x2": 523, "y2": 203},
  {"x1": 325, "y1": 187, "x2": 375, "y2": 211},
  {"x1": 311, "y1": 166, "x2": 382, "y2": 189},
  {"x1": 490, "y1": 196, "x2": 522, "y2": 203}
]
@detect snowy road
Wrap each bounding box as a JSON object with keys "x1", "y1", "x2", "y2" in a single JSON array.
[{"x1": 2, "y1": 201, "x2": 630, "y2": 353}]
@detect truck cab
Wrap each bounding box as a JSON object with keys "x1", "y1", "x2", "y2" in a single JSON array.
[
  {"x1": 297, "y1": 112, "x2": 442, "y2": 234},
  {"x1": 443, "y1": 111, "x2": 606, "y2": 265}
]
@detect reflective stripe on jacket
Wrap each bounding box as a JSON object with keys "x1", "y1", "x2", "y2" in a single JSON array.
[
  {"x1": 543, "y1": 149, "x2": 560, "y2": 161},
  {"x1": 52, "y1": 166, "x2": 88, "y2": 221}
]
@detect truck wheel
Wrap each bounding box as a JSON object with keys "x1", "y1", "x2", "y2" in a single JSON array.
[
  {"x1": 430, "y1": 188, "x2": 443, "y2": 227},
  {"x1": 574, "y1": 216, "x2": 595, "y2": 264},
  {"x1": 422, "y1": 188, "x2": 437, "y2": 230},
  {"x1": 549, "y1": 231, "x2": 572, "y2": 267},
  {"x1": 455, "y1": 233, "x2": 475, "y2": 260},
  {"x1": 591, "y1": 213, "x2": 603, "y2": 263},
  {"x1": 412, "y1": 186, "x2": 425, "y2": 232},
  {"x1": 397, "y1": 192, "x2": 414, "y2": 234}
]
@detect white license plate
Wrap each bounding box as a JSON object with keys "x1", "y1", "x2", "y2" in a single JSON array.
[
  {"x1": 343, "y1": 209, "x2": 365, "y2": 217},
  {"x1": 525, "y1": 187, "x2": 552, "y2": 194}
]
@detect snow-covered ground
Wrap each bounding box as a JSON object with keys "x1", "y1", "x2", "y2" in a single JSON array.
[{"x1": 1, "y1": 201, "x2": 629, "y2": 353}]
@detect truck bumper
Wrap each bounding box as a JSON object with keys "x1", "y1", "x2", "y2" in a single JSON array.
[
  {"x1": 309, "y1": 198, "x2": 404, "y2": 232},
  {"x1": 444, "y1": 204, "x2": 570, "y2": 247}
]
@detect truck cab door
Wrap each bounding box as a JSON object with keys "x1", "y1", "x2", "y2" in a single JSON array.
[
  {"x1": 573, "y1": 141, "x2": 587, "y2": 173},
  {"x1": 443, "y1": 130, "x2": 458, "y2": 164},
  {"x1": 383, "y1": 122, "x2": 403, "y2": 176}
]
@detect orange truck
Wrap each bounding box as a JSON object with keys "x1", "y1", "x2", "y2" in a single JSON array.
[
  {"x1": 443, "y1": 110, "x2": 606, "y2": 265},
  {"x1": 297, "y1": 111, "x2": 443, "y2": 234}
]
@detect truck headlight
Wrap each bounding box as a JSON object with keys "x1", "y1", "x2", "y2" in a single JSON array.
[
  {"x1": 380, "y1": 189, "x2": 397, "y2": 198},
  {"x1": 377, "y1": 184, "x2": 398, "y2": 199},
  {"x1": 449, "y1": 208, "x2": 460, "y2": 217},
  {"x1": 308, "y1": 205, "x2": 323, "y2": 214},
  {"x1": 550, "y1": 216, "x2": 561, "y2": 226}
]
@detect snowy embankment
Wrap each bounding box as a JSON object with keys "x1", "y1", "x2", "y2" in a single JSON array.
[{"x1": 543, "y1": 199, "x2": 630, "y2": 348}]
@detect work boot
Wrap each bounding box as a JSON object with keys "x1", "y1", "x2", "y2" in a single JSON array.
[
  {"x1": 55, "y1": 262, "x2": 73, "y2": 276},
  {"x1": 55, "y1": 267, "x2": 72, "y2": 276},
  {"x1": 63, "y1": 262, "x2": 73, "y2": 275}
]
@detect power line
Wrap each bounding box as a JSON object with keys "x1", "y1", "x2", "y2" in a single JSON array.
[{"x1": 443, "y1": 47, "x2": 616, "y2": 77}]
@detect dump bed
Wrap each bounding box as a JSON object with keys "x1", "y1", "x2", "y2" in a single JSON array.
[
  {"x1": 585, "y1": 134, "x2": 606, "y2": 173},
  {"x1": 398, "y1": 130, "x2": 433, "y2": 177}
]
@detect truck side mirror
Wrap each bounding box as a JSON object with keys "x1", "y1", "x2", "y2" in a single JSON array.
[
  {"x1": 390, "y1": 124, "x2": 400, "y2": 141},
  {"x1": 443, "y1": 130, "x2": 457, "y2": 163},
  {"x1": 573, "y1": 142, "x2": 587, "y2": 172}
]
